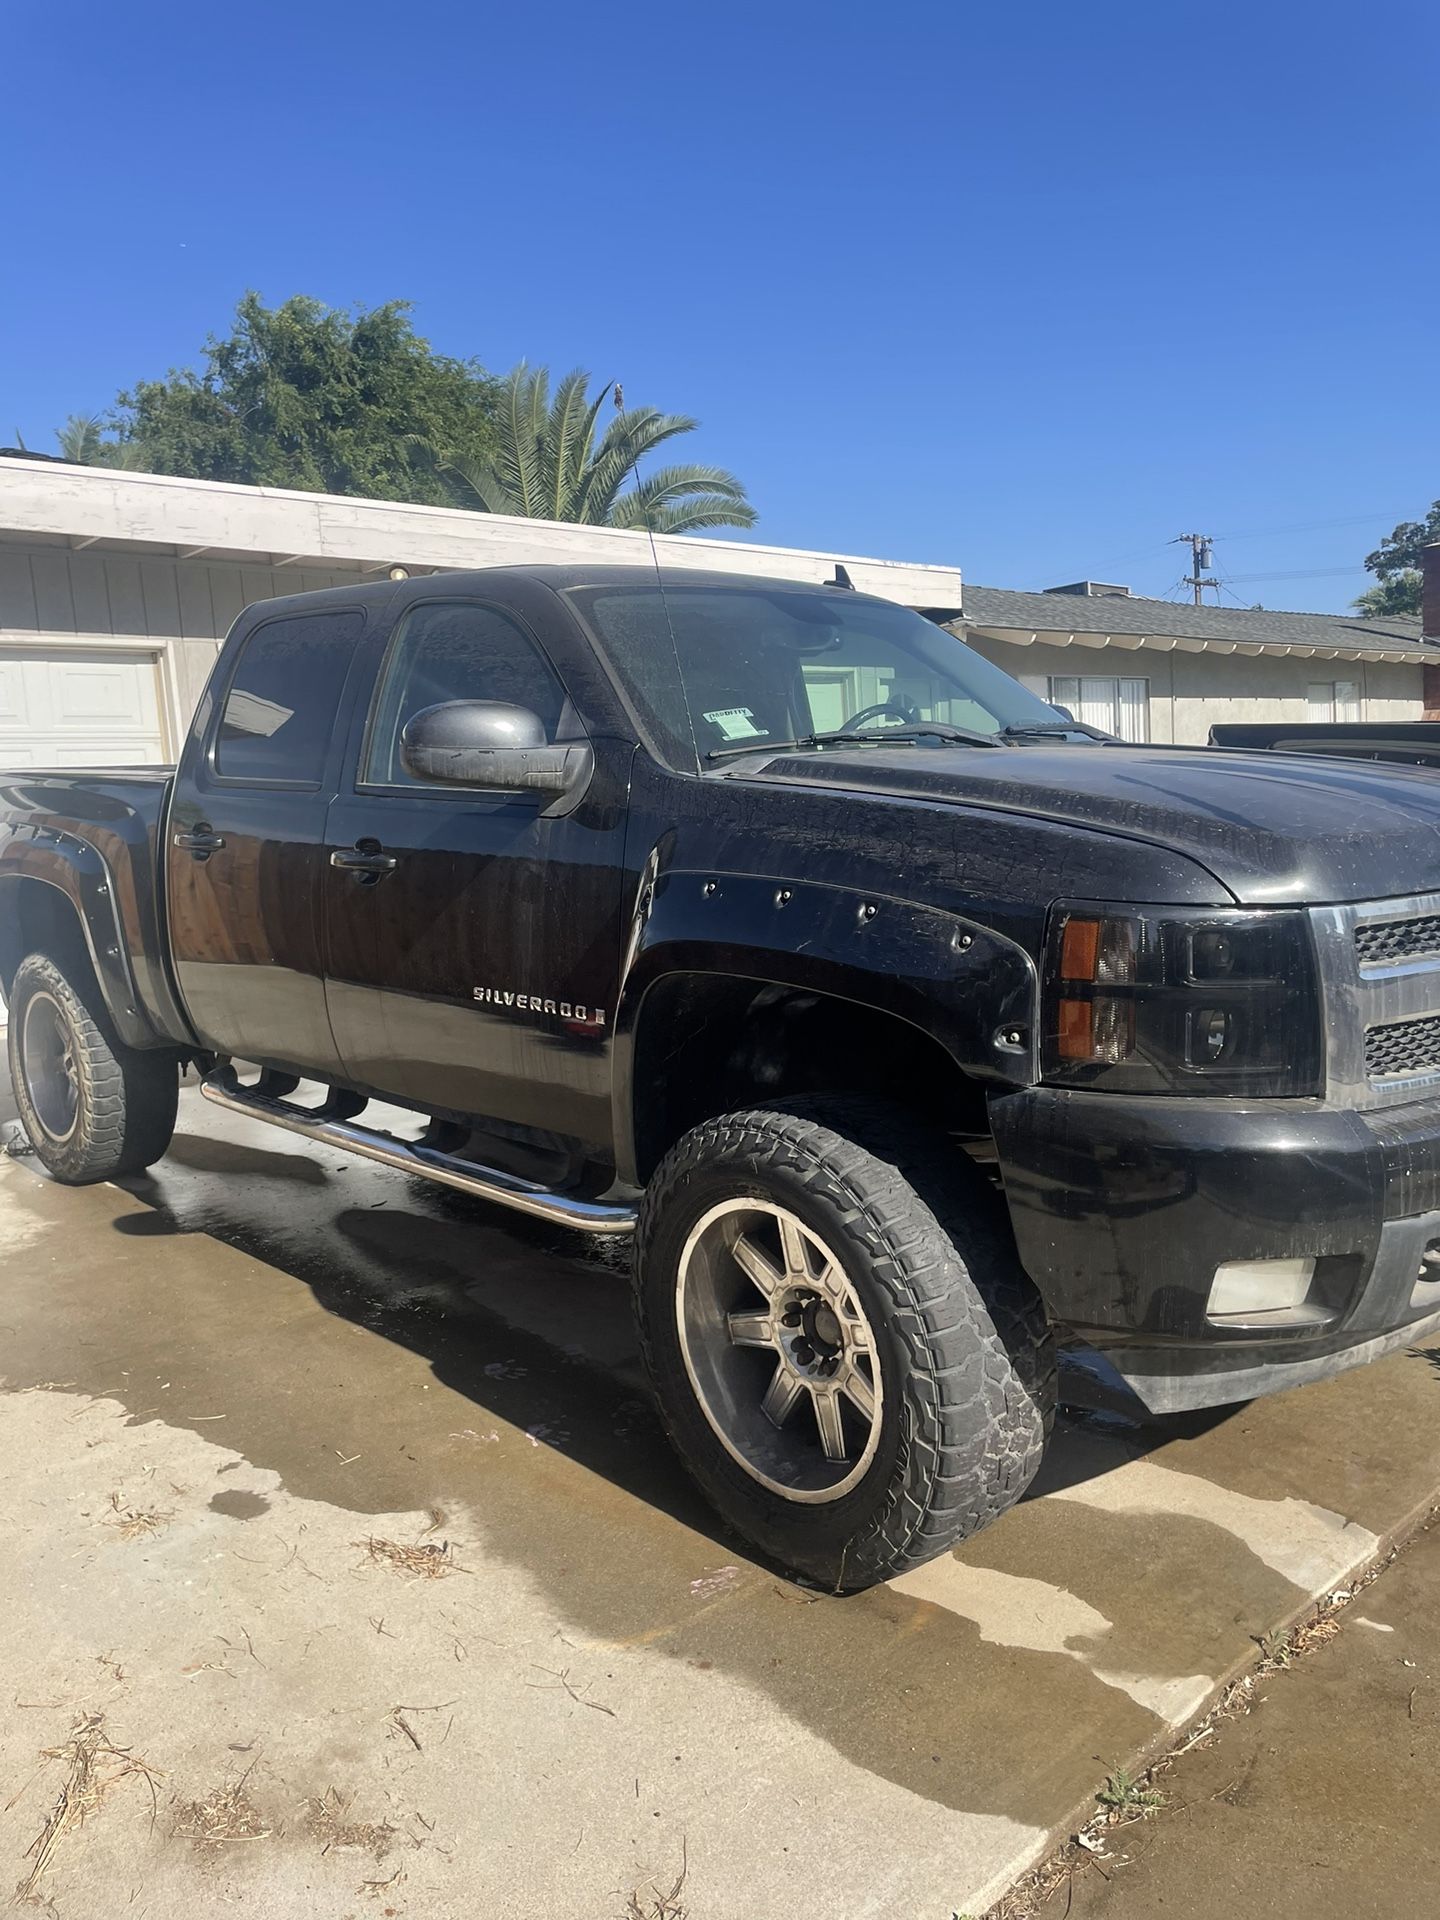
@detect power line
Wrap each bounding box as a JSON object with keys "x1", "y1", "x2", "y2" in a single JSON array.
[
  {"x1": 1220, "y1": 565, "x2": 1368, "y2": 584},
  {"x1": 1210, "y1": 510, "x2": 1407, "y2": 543}
]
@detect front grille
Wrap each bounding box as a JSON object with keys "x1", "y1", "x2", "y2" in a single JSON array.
[
  {"x1": 1366, "y1": 1014, "x2": 1440, "y2": 1080},
  {"x1": 1357, "y1": 914, "x2": 1440, "y2": 968}
]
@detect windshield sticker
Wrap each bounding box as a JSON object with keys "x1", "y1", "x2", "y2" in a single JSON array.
[{"x1": 703, "y1": 707, "x2": 767, "y2": 741}]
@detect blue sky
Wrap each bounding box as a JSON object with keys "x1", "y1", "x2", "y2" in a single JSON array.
[{"x1": 5, "y1": 1, "x2": 1436, "y2": 610}]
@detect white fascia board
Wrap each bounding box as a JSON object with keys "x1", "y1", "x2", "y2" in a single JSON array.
[{"x1": 0, "y1": 459, "x2": 962, "y2": 610}]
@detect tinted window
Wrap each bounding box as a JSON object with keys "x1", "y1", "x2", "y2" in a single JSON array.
[
  {"x1": 217, "y1": 610, "x2": 363, "y2": 784},
  {"x1": 362, "y1": 601, "x2": 575, "y2": 787}
]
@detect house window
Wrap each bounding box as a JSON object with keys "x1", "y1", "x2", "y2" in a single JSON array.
[
  {"x1": 1047, "y1": 675, "x2": 1149, "y2": 742},
  {"x1": 1308, "y1": 680, "x2": 1361, "y2": 723}
]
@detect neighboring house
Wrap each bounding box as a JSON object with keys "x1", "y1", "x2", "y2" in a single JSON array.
[
  {"x1": 951, "y1": 580, "x2": 1429, "y2": 745},
  {"x1": 0, "y1": 458, "x2": 962, "y2": 767}
]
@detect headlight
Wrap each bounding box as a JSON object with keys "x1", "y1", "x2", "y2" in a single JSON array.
[{"x1": 1041, "y1": 903, "x2": 1323, "y2": 1096}]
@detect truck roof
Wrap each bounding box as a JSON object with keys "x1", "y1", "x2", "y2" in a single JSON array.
[{"x1": 237, "y1": 563, "x2": 890, "y2": 620}]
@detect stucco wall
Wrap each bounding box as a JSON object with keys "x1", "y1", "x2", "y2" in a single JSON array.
[{"x1": 965, "y1": 634, "x2": 1423, "y2": 743}]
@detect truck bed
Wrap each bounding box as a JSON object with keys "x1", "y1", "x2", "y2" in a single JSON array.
[
  {"x1": 0, "y1": 766, "x2": 189, "y2": 1045},
  {"x1": 1208, "y1": 720, "x2": 1440, "y2": 768}
]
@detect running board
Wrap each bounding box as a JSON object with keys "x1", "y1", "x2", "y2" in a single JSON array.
[{"x1": 198, "y1": 1067, "x2": 637, "y2": 1236}]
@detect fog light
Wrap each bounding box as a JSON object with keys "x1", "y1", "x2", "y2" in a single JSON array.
[{"x1": 1208, "y1": 1257, "x2": 1315, "y2": 1321}]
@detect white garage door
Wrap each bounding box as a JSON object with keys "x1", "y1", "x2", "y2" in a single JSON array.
[{"x1": 0, "y1": 647, "x2": 167, "y2": 768}]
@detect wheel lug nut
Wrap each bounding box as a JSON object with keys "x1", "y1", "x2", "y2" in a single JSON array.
[
  {"x1": 781, "y1": 1311, "x2": 802, "y2": 1329},
  {"x1": 793, "y1": 1341, "x2": 814, "y2": 1365}
]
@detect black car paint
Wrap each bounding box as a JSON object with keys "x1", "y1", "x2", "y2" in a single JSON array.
[{"x1": 6, "y1": 563, "x2": 1440, "y2": 1410}]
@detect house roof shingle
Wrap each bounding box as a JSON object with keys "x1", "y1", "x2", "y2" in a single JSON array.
[{"x1": 955, "y1": 585, "x2": 1428, "y2": 660}]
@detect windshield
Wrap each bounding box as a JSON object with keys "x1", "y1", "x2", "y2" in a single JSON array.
[{"x1": 566, "y1": 583, "x2": 1069, "y2": 770}]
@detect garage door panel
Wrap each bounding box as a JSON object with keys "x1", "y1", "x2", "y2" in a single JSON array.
[
  {"x1": 45, "y1": 658, "x2": 158, "y2": 731},
  {"x1": 0, "y1": 647, "x2": 166, "y2": 766},
  {"x1": 0, "y1": 658, "x2": 31, "y2": 726},
  {"x1": 41, "y1": 741, "x2": 168, "y2": 768}
]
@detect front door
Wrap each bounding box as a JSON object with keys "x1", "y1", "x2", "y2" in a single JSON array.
[
  {"x1": 322, "y1": 596, "x2": 630, "y2": 1160},
  {"x1": 167, "y1": 604, "x2": 368, "y2": 1074}
]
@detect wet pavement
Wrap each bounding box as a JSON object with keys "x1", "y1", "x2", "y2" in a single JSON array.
[{"x1": 2, "y1": 1071, "x2": 1440, "y2": 1917}]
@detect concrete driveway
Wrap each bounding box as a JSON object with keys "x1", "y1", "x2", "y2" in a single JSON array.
[{"x1": 2, "y1": 1070, "x2": 1439, "y2": 1918}]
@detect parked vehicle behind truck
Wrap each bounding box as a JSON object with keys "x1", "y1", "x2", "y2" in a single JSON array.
[{"x1": 5, "y1": 564, "x2": 1440, "y2": 1589}]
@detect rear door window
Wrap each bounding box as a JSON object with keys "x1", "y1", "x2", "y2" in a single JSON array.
[{"x1": 216, "y1": 610, "x2": 364, "y2": 785}]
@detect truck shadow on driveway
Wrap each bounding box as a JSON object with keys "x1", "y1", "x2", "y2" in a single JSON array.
[{"x1": 109, "y1": 1120, "x2": 1224, "y2": 1555}]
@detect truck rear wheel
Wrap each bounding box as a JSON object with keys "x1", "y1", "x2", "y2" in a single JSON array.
[
  {"x1": 634, "y1": 1097, "x2": 1055, "y2": 1591},
  {"x1": 7, "y1": 952, "x2": 178, "y2": 1184}
]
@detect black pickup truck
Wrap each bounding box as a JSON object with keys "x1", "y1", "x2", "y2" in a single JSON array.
[{"x1": 6, "y1": 564, "x2": 1440, "y2": 1589}]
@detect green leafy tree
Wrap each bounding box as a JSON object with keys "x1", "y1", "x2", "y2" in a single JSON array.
[
  {"x1": 1355, "y1": 501, "x2": 1440, "y2": 616},
  {"x1": 432, "y1": 362, "x2": 756, "y2": 533},
  {"x1": 113, "y1": 293, "x2": 498, "y2": 504}
]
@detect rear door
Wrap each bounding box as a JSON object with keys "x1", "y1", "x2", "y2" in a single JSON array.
[
  {"x1": 167, "y1": 604, "x2": 369, "y2": 1072},
  {"x1": 321, "y1": 594, "x2": 631, "y2": 1157}
]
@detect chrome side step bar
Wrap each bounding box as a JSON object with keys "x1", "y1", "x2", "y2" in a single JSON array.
[{"x1": 198, "y1": 1067, "x2": 637, "y2": 1236}]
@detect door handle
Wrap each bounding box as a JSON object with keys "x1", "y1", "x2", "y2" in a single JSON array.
[
  {"x1": 173, "y1": 825, "x2": 226, "y2": 858},
  {"x1": 330, "y1": 843, "x2": 398, "y2": 878}
]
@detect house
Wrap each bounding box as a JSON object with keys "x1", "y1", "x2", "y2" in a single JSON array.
[
  {"x1": 950, "y1": 581, "x2": 1430, "y2": 745},
  {"x1": 0, "y1": 453, "x2": 1429, "y2": 764},
  {"x1": 0, "y1": 458, "x2": 963, "y2": 766}
]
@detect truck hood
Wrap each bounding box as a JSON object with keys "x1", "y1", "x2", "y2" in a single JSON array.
[{"x1": 736, "y1": 742, "x2": 1440, "y2": 906}]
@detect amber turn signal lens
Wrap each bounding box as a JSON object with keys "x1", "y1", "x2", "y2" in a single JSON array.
[
  {"x1": 1057, "y1": 997, "x2": 1094, "y2": 1059},
  {"x1": 1060, "y1": 916, "x2": 1100, "y2": 982}
]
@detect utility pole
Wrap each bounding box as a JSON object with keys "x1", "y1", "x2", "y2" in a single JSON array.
[{"x1": 1173, "y1": 532, "x2": 1219, "y2": 606}]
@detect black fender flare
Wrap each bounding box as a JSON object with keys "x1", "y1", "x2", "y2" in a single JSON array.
[
  {"x1": 610, "y1": 865, "x2": 1038, "y2": 1184},
  {"x1": 0, "y1": 830, "x2": 161, "y2": 1049}
]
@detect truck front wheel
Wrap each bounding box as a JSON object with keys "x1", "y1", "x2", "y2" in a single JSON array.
[
  {"x1": 634, "y1": 1097, "x2": 1055, "y2": 1591},
  {"x1": 7, "y1": 952, "x2": 178, "y2": 1184}
]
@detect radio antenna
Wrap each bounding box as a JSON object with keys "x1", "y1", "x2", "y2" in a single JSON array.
[{"x1": 620, "y1": 378, "x2": 701, "y2": 766}]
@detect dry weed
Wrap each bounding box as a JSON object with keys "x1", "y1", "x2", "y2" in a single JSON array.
[
  {"x1": 306, "y1": 1785, "x2": 396, "y2": 1859},
  {"x1": 106, "y1": 1491, "x2": 172, "y2": 1541},
  {"x1": 15, "y1": 1712, "x2": 162, "y2": 1904},
  {"x1": 174, "y1": 1773, "x2": 271, "y2": 1845},
  {"x1": 355, "y1": 1535, "x2": 459, "y2": 1579}
]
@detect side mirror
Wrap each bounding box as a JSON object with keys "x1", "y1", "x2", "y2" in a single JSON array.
[{"x1": 398, "y1": 701, "x2": 593, "y2": 811}]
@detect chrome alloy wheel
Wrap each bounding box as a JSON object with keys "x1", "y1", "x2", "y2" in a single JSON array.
[
  {"x1": 675, "y1": 1198, "x2": 884, "y2": 1502},
  {"x1": 20, "y1": 990, "x2": 80, "y2": 1143}
]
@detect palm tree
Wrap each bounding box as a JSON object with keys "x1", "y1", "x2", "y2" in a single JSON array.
[
  {"x1": 55, "y1": 413, "x2": 148, "y2": 470},
  {"x1": 56, "y1": 414, "x2": 110, "y2": 464},
  {"x1": 431, "y1": 364, "x2": 756, "y2": 535}
]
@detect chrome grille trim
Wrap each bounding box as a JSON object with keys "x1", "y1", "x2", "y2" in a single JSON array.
[{"x1": 1314, "y1": 892, "x2": 1440, "y2": 1107}]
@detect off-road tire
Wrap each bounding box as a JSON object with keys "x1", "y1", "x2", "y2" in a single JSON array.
[
  {"x1": 634, "y1": 1096, "x2": 1055, "y2": 1591},
  {"x1": 7, "y1": 952, "x2": 178, "y2": 1184}
]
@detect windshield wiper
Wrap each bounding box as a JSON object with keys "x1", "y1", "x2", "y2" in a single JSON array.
[
  {"x1": 707, "y1": 722, "x2": 1007, "y2": 763},
  {"x1": 998, "y1": 720, "x2": 1116, "y2": 742}
]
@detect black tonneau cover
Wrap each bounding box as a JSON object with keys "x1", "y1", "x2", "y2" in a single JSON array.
[{"x1": 1208, "y1": 720, "x2": 1440, "y2": 769}]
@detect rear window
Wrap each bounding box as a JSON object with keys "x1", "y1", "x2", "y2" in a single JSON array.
[{"x1": 217, "y1": 610, "x2": 364, "y2": 784}]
